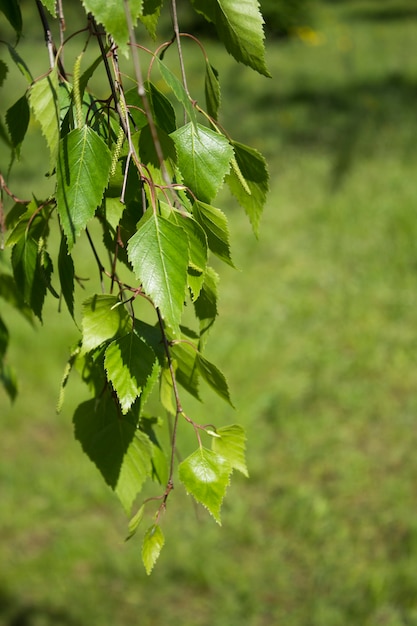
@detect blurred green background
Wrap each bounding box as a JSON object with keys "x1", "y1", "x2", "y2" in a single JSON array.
[{"x1": 2, "y1": 0, "x2": 417, "y2": 624}]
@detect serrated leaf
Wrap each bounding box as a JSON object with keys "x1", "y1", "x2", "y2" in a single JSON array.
[
  {"x1": 192, "y1": 0, "x2": 270, "y2": 77},
  {"x1": 0, "y1": 0, "x2": 22, "y2": 35},
  {"x1": 6, "y1": 95, "x2": 30, "y2": 154},
  {"x1": 0, "y1": 60, "x2": 8, "y2": 87},
  {"x1": 179, "y1": 447, "x2": 232, "y2": 524},
  {"x1": 81, "y1": 0, "x2": 143, "y2": 56},
  {"x1": 171, "y1": 123, "x2": 233, "y2": 204},
  {"x1": 81, "y1": 294, "x2": 133, "y2": 352},
  {"x1": 205, "y1": 62, "x2": 221, "y2": 120},
  {"x1": 138, "y1": 0, "x2": 163, "y2": 38},
  {"x1": 29, "y1": 68, "x2": 60, "y2": 166},
  {"x1": 7, "y1": 44, "x2": 32, "y2": 83},
  {"x1": 73, "y1": 395, "x2": 153, "y2": 512},
  {"x1": 126, "y1": 504, "x2": 145, "y2": 541},
  {"x1": 227, "y1": 141, "x2": 269, "y2": 236},
  {"x1": 40, "y1": 0, "x2": 57, "y2": 16},
  {"x1": 57, "y1": 126, "x2": 112, "y2": 248},
  {"x1": 196, "y1": 354, "x2": 234, "y2": 407},
  {"x1": 142, "y1": 524, "x2": 165, "y2": 575},
  {"x1": 192, "y1": 200, "x2": 234, "y2": 267},
  {"x1": 127, "y1": 211, "x2": 188, "y2": 336},
  {"x1": 58, "y1": 235, "x2": 75, "y2": 318},
  {"x1": 212, "y1": 425, "x2": 248, "y2": 477},
  {"x1": 104, "y1": 333, "x2": 159, "y2": 414},
  {"x1": 155, "y1": 58, "x2": 197, "y2": 127}
]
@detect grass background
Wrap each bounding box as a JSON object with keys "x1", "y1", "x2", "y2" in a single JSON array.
[{"x1": 2, "y1": 1, "x2": 417, "y2": 624}]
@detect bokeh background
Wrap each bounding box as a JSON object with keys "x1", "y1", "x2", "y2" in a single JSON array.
[{"x1": 2, "y1": 0, "x2": 417, "y2": 624}]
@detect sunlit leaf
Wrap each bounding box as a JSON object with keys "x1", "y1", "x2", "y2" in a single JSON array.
[
  {"x1": 192, "y1": 200, "x2": 234, "y2": 267},
  {"x1": 57, "y1": 125, "x2": 112, "y2": 248},
  {"x1": 81, "y1": 0, "x2": 143, "y2": 56},
  {"x1": 29, "y1": 68, "x2": 60, "y2": 167},
  {"x1": 171, "y1": 123, "x2": 233, "y2": 203},
  {"x1": 142, "y1": 524, "x2": 165, "y2": 575},
  {"x1": 179, "y1": 447, "x2": 232, "y2": 523},
  {"x1": 81, "y1": 294, "x2": 132, "y2": 352},
  {"x1": 212, "y1": 425, "x2": 248, "y2": 476}
]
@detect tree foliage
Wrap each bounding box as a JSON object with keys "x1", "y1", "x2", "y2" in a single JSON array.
[{"x1": 0, "y1": 0, "x2": 269, "y2": 572}]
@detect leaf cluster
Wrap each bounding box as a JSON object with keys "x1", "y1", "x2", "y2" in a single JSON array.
[{"x1": 0, "y1": 0, "x2": 269, "y2": 573}]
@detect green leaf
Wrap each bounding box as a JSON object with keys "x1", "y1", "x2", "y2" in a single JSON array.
[
  {"x1": 0, "y1": 360, "x2": 17, "y2": 402},
  {"x1": 227, "y1": 141, "x2": 269, "y2": 236},
  {"x1": 142, "y1": 524, "x2": 165, "y2": 575},
  {"x1": 6, "y1": 95, "x2": 30, "y2": 154},
  {"x1": 0, "y1": 0, "x2": 22, "y2": 36},
  {"x1": 29, "y1": 68, "x2": 60, "y2": 166},
  {"x1": 192, "y1": 200, "x2": 234, "y2": 267},
  {"x1": 11, "y1": 237, "x2": 51, "y2": 320},
  {"x1": 0, "y1": 117, "x2": 11, "y2": 148},
  {"x1": 7, "y1": 44, "x2": 32, "y2": 83},
  {"x1": 192, "y1": 0, "x2": 270, "y2": 77},
  {"x1": 124, "y1": 88, "x2": 148, "y2": 131},
  {"x1": 0, "y1": 316, "x2": 9, "y2": 357},
  {"x1": 0, "y1": 273, "x2": 33, "y2": 323},
  {"x1": 81, "y1": 0, "x2": 143, "y2": 56},
  {"x1": 179, "y1": 447, "x2": 232, "y2": 524},
  {"x1": 126, "y1": 504, "x2": 145, "y2": 541},
  {"x1": 81, "y1": 294, "x2": 133, "y2": 352},
  {"x1": 73, "y1": 395, "x2": 153, "y2": 513},
  {"x1": 104, "y1": 333, "x2": 159, "y2": 414},
  {"x1": 145, "y1": 80, "x2": 176, "y2": 134},
  {"x1": 205, "y1": 62, "x2": 221, "y2": 120},
  {"x1": 212, "y1": 425, "x2": 248, "y2": 477},
  {"x1": 139, "y1": 0, "x2": 163, "y2": 38},
  {"x1": 58, "y1": 236, "x2": 75, "y2": 318},
  {"x1": 171, "y1": 341, "x2": 200, "y2": 400},
  {"x1": 196, "y1": 354, "x2": 234, "y2": 407},
  {"x1": 0, "y1": 60, "x2": 8, "y2": 87},
  {"x1": 57, "y1": 126, "x2": 112, "y2": 248},
  {"x1": 127, "y1": 211, "x2": 188, "y2": 335},
  {"x1": 155, "y1": 58, "x2": 197, "y2": 127},
  {"x1": 193, "y1": 266, "x2": 219, "y2": 339},
  {"x1": 40, "y1": 0, "x2": 57, "y2": 16},
  {"x1": 171, "y1": 123, "x2": 233, "y2": 204}
]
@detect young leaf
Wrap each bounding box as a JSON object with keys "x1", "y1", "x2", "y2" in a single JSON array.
[
  {"x1": 58, "y1": 236, "x2": 75, "y2": 318},
  {"x1": 127, "y1": 211, "x2": 188, "y2": 336},
  {"x1": 196, "y1": 354, "x2": 234, "y2": 407},
  {"x1": 81, "y1": 294, "x2": 133, "y2": 352},
  {"x1": 212, "y1": 425, "x2": 248, "y2": 477},
  {"x1": 226, "y1": 141, "x2": 269, "y2": 236},
  {"x1": 205, "y1": 62, "x2": 221, "y2": 120},
  {"x1": 6, "y1": 95, "x2": 30, "y2": 155},
  {"x1": 104, "y1": 333, "x2": 159, "y2": 414},
  {"x1": 126, "y1": 504, "x2": 145, "y2": 541},
  {"x1": 178, "y1": 447, "x2": 232, "y2": 524},
  {"x1": 192, "y1": 0, "x2": 270, "y2": 77},
  {"x1": 171, "y1": 123, "x2": 233, "y2": 204},
  {"x1": 29, "y1": 68, "x2": 60, "y2": 166},
  {"x1": 56, "y1": 126, "x2": 112, "y2": 249},
  {"x1": 192, "y1": 200, "x2": 235, "y2": 267},
  {"x1": 81, "y1": 0, "x2": 144, "y2": 56},
  {"x1": 73, "y1": 395, "x2": 153, "y2": 513},
  {"x1": 142, "y1": 524, "x2": 165, "y2": 575}
]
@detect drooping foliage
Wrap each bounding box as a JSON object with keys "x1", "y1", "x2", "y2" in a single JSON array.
[{"x1": 0, "y1": 0, "x2": 269, "y2": 573}]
